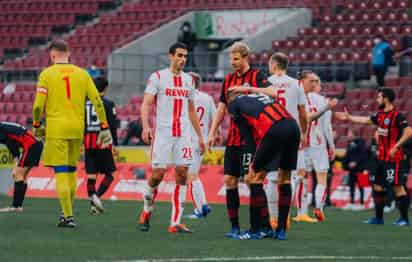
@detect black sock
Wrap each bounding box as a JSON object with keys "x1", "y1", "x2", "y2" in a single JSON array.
[
  {"x1": 373, "y1": 190, "x2": 386, "y2": 220},
  {"x1": 396, "y1": 195, "x2": 409, "y2": 222},
  {"x1": 21, "y1": 183, "x2": 28, "y2": 207},
  {"x1": 97, "y1": 174, "x2": 114, "y2": 197},
  {"x1": 226, "y1": 188, "x2": 240, "y2": 229},
  {"x1": 87, "y1": 178, "x2": 96, "y2": 197},
  {"x1": 12, "y1": 181, "x2": 25, "y2": 208},
  {"x1": 278, "y1": 184, "x2": 292, "y2": 231},
  {"x1": 249, "y1": 184, "x2": 265, "y2": 233}
]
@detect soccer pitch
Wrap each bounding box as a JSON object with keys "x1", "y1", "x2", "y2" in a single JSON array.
[{"x1": 0, "y1": 196, "x2": 410, "y2": 262}]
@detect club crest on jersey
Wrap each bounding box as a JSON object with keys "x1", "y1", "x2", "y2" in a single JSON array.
[
  {"x1": 165, "y1": 88, "x2": 190, "y2": 97},
  {"x1": 384, "y1": 118, "x2": 391, "y2": 125}
]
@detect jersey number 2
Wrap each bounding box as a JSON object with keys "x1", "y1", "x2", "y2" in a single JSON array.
[
  {"x1": 62, "y1": 76, "x2": 71, "y2": 100},
  {"x1": 197, "y1": 106, "x2": 205, "y2": 127}
]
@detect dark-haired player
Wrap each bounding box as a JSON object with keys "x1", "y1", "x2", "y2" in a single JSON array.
[
  {"x1": 138, "y1": 42, "x2": 205, "y2": 233},
  {"x1": 0, "y1": 122, "x2": 43, "y2": 212},
  {"x1": 84, "y1": 76, "x2": 119, "y2": 214},
  {"x1": 336, "y1": 88, "x2": 412, "y2": 226},
  {"x1": 226, "y1": 92, "x2": 300, "y2": 240}
]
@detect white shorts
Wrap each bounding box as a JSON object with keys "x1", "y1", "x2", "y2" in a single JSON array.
[
  {"x1": 188, "y1": 142, "x2": 202, "y2": 175},
  {"x1": 304, "y1": 146, "x2": 329, "y2": 173},
  {"x1": 151, "y1": 131, "x2": 193, "y2": 168}
]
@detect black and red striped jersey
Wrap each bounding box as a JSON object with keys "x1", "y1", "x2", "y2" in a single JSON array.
[
  {"x1": 0, "y1": 121, "x2": 37, "y2": 157},
  {"x1": 370, "y1": 109, "x2": 408, "y2": 162},
  {"x1": 228, "y1": 94, "x2": 292, "y2": 147},
  {"x1": 84, "y1": 96, "x2": 119, "y2": 150},
  {"x1": 220, "y1": 68, "x2": 271, "y2": 146}
]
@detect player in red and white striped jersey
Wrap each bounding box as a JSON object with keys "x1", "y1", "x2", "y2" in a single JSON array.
[
  {"x1": 138, "y1": 43, "x2": 205, "y2": 234},
  {"x1": 185, "y1": 72, "x2": 217, "y2": 219}
]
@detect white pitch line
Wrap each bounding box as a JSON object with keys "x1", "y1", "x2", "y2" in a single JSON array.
[{"x1": 94, "y1": 256, "x2": 412, "y2": 262}]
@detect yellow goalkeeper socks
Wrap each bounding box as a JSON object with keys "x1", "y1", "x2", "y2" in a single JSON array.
[
  {"x1": 68, "y1": 171, "x2": 77, "y2": 203},
  {"x1": 55, "y1": 172, "x2": 72, "y2": 217}
]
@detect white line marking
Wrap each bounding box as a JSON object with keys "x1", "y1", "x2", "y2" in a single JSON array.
[{"x1": 93, "y1": 256, "x2": 412, "y2": 262}]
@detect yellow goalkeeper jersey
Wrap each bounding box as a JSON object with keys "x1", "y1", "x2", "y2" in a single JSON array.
[{"x1": 33, "y1": 63, "x2": 108, "y2": 139}]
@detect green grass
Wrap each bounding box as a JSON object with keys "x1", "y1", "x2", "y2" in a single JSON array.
[{"x1": 0, "y1": 195, "x2": 410, "y2": 262}]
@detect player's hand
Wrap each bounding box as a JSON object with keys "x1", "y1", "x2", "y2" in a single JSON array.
[
  {"x1": 300, "y1": 133, "x2": 307, "y2": 148},
  {"x1": 389, "y1": 146, "x2": 398, "y2": 159},
  {"x1": 328, "y1": 98, "x2": 338, "y2": 109},
  {"x1": 228, "y1": 86, "x2": 248, "y2": 94},
  {"x1": 215, "y1": 134, "x2": 223, "y2": 146},
  {"x1": 328, "y1": 147, "x2": 336, "y2": 161},
  {"x1": 112, "y1": 147, "x2": 119, "y2": 158},
  {"x1": 334, "y1": 107, "x2": 350, "y2": 121},
  {"x1": 207, "y1": 133, "x2": 215, "y2": 150},
  {"x1": 32, "y1": 126, "x2": 45, "y2": 140},
  {"x1": 199, "y1": 138, "x2": 206, "y2": 155},
  {"x1": 141, "y1": 127, "x2": 152, "y2": 144},
  {"x1": 97, "y1": 128, "x2": 113, "y2": 149}
]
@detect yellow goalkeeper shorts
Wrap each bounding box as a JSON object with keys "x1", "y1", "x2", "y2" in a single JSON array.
[{"x1": 43, "y1": 138, "x2": 82, "y2": 167}]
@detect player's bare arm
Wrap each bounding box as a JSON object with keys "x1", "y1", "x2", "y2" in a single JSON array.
[
  {"x1": 189, "y1": 100, "x2": 206, "y2": 154},
  {"x1": 335, "y1": 107, "x2": 372, "y2": 125},
  {"x1": 208, "y1": 102, "x2": 226, "y2": 148},
  {"x1": 140, "y1": 93, "x2": 155, "y2": 144},
  {"x1": 308, "y1": 98, "x2": 338, "y2": 122},
  {"x1": 390, "y1": 126, "x2": 412, "y2": 158}
]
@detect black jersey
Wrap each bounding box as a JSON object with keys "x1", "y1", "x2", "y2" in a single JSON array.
[{"x1": 84, "y1": 97, "x2": 119, "y2": 149}]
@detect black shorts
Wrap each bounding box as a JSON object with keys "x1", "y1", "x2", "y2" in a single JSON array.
[
  {"x1": 253, "y1": 119, "x2": 300, "y2": 173},
  {"x1": 85, "y1": 149, "x2": 116, "y2": 174},
  {"x1": 224, "y1": 145, "x2": 254, "y2": 177},
  {"x1": 18, "y1": 140, "x2": 43, "y2": 168},
  {"x1": 373, "y1": 160, "x2": 408, "y2": 186}
]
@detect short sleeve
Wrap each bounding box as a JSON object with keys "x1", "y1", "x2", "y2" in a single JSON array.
[
  {"x1": 144, "y1": 72, "x2": 160, "y2": 96},
  {"x1": 396, "y1": 113, "x2": 408, "y2": 130},
  {"x1": 219, "y1": 78, "x2": 227, "y2": 104},
  {"x1": 256, "y1": 71, "x2": 271, "y2": 88},
  {"x1": 370, "y1": 112, "x2": 378, "y2": 125}
]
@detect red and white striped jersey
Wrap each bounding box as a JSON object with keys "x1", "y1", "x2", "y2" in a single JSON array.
[
  {"x1": 192, "y1": 90, "x2": 217, "y2": 140},
  {"x1": 145, "y1": 68, "x2": 195, "y2": 137},
  {"x1": 306, "y1": 92, "x2": 329, "y2": 148},
  {"x1": 267, "y1": 74, "x2": 306, "y2": 126}
]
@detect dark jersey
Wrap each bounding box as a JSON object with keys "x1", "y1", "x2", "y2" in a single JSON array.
[
  {"x1": 220, "y1": 68, "x2": 271, "y2": 146},
  {"x1": 84, "y1": 97, "x2": 119, "y2": 150},
  {"x1": 370, "y1": 109, "x2": 408, "y2": 162},
  {"x1": 0, "y1": 121, "x2": 37, "y2": 157},
  {"x1": 228, "y1": 94, "x2": 292, "y2": 148}
]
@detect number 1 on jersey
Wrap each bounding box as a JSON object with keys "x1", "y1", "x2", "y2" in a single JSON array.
[{"x1": 62, "y1": 76, "x2": 71, "y2": 100}]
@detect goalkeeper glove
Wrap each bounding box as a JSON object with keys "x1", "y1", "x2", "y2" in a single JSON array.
[{"x1": 97, "y1": 122, "x2": 113, "y2": 149}]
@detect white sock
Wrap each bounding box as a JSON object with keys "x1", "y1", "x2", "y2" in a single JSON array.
[
  {"x1": 291, "y1": 173, "x2": 303, "y2": 202},
  {"x1": 300, "y1": 178, "x2": 309, "y2": 216},
  {"x1": 143, "y1": 184, "x2": 157, "y2": 213},
  {"x1": 190, "y1": 180, "x2": 204, "y2": 213},
  {"x1": 265, "y1": 179, "x2": 278, "y2": 219},
  {"x1": 315, "y1": 183, "x2": 326, "y2": 211},
  {"x1": 171, "y1": 184, "x2": 187, "y2": 226}
]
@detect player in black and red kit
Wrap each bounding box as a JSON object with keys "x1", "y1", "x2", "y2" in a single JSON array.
[
  {"x1": 0, "y1": 122, "x2": 43, "y2": 212},
  {"x1": 84, "y1": 77, "x2": 118, "y2": 214},
  {"x1": 336, "y1": 88, "x2": 412, "y2": 226},
  {"x1": 226, "y1": 92, "x2": 300, "y2": 240},
  {"x1": 208, "y1": 42, "x2": 272, "y2": 238}
]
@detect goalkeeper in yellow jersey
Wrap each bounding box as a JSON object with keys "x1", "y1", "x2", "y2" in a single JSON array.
[{"x1": 32, "y1": 40, "x2": 112, "y2": 228}]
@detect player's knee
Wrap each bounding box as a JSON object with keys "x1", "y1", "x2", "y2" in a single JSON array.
[
  {"x1": 373, "y1": 184, "x2": 384, "y2": 192},
  {"x1": 152, "y1": 168, "x2": 166, "y2": 181},
  {"x1": 12, "y1": 167, "x2": 25, "y2": 182},
  {"x1": 393, "y1": 185, "x2": 406, "y2": 196},
  {"x1": 224, "y1": 175, "x2": 238, "y2": 189},
  {"x1": 175, "y1": 166, "x2": 188, "y2": 176},
  {"x1": 278, "y1": 169, "x2": 291, "y2": 184},
  {"x1": 88, "y1": 174, "x2": 97, "y2": 179},
  {"x1": 104, "y1": 172, "x2": 114, "y2": 179}
]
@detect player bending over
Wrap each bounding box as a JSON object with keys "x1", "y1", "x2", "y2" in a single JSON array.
[{"x1": 0, "y1": 122, "x2": 43, "y2": 212}]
